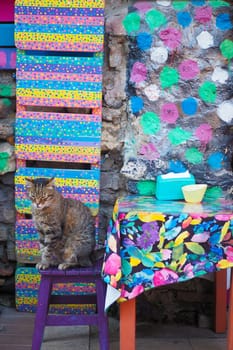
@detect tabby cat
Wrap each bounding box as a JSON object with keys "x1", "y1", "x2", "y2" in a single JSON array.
[{"x1": 25, "y1": 177, "x2": 96, "y2": 270}]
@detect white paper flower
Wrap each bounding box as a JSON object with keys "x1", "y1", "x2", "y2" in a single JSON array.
[
  {"x1": 150, "y1": 47, "x2": 168, "y2": 64},
  {"x1": 217, "y1": 101, "x2": 233, "y2": 123},
  {"x1": 157, "y1": 0, "x2": 171, "y2": 6},
  {"x1": 212, "y1": 67, "x2": 229, "y2": 84},
  {"x1": 196, "y1": 31, "x2": 214, "y2": 49},
  {"x1": 144, "y1": 84, "x2": 160, "y2": 101}
]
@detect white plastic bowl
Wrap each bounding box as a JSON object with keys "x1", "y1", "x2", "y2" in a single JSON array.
[{"x1": 182, "y1": 184, "x2": 207, "y2": 203}]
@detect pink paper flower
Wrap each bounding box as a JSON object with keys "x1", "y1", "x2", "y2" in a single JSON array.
[
  {"x1": 183, "y1": 263, "x2": 194, "y2": 279},
  {"x1": 195, "y1": 123, "x2": 213, "y2": 144},
  {"x1": 215, "y1": 214, "x2": 232, "y2": 221},
  {"x1": 134, "y1": 1, "x2": 152, "y2": 13},
  {"x1": 118, "y1": 213, "x2": 126, "y2": 220},
  {"x1": 178, "y1": 59, "x2": 199, "y2": 80},
  {"x1": 194, "y1": 6, "x2": 212, "y2": 24},
  {"x1": 160, "y1": 102, "x2": 179, "y2": 123},
  {"x1": 130, "y1": 61, "x2": 147, "y2": 83},
  {"x1": 161, "y1": 249, "x2": 172, "y2": 260},
  {"x1": 225, "y1": 246, "x2": 233, "y2": 262},
  {"x1": 191, "y1": 232, "x2": 210, "y2": 243},
  {"x1": 140, "y1": 142, "x2": 160, "y2": 160},
  {"x1": 123, "y1": 285, "x2": 145, "y2": 299},
  {"x1": 153, "y1": 268, "x2": 178, "y2": 287},
  {"x1": 103, "y1": 253, "x2": 121, "y2": 275},
  {"x1": 159, "y1": 27, "x2": 182, "y2": 50}
]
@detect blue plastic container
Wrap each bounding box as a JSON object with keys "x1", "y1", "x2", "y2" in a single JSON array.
[{"x1": 155, "y1": 173, "x2": 195, "y2": 200}]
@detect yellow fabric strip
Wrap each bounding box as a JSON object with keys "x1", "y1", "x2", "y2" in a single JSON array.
[
  {"x1": 17, "y1": 88, "x2": 101, "y2": 101},
  {"x1": 15, "y1": 176, "x2": 99, "y2": 188},
  {"x1": 15, "y1": 33, "x2": 103, "y2": 44},
  {"x1": 15, "y1": 0, "x2": 105, "y2": 9}
]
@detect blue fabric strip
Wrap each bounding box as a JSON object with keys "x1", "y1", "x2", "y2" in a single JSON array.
[{"x1": 16, "y1": 23, "x2": 104, "y2": 35}]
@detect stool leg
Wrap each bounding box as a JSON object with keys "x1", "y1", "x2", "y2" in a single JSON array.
[
  {"x1": 32, "y1": 276, "x2": 52, "y2": 350},
  {"x1": 215, "y1": 270, "x2": 227, "y2": 333},
  {"x1": 96, "y1": 278, "x2": 109, "y2": 350},
  {"x1": 120, "y1": 298, "x2": 136, "y2": 350},
  {"x1": 228, "y1": 269, "x2": 233, "y2": 350}
]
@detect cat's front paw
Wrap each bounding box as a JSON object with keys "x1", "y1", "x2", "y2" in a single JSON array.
[
  {"x1": 36, "y1": 262, "x2": 50, "y2": 270},
  {"x1": 58, "y1": 263, "x2": 71, "y2": 270}
]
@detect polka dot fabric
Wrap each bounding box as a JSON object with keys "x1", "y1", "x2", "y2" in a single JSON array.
[
  {"x1": 16, "y1": 52, "x2": 103, "y2": 108},
  {"x1": 15, "y1": 111, "x2": 102, "y2": 163},
  {"x1": 14, "y1": 1, "x2": 105, "y2": 314},
  {"x1": 14, "y1": 0, "x2": 105, "y2": 52},
  {"x1": 15, "y1": 167, "x2": 100, "y2": 216},
  {"x1": 15, "y1": 266, "x2": 96, "y2": 313}
]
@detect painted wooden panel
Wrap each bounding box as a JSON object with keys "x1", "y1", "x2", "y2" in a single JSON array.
[
  {"x1": 15, "y1": 219, "x2": 40, "y2": 263},
  {"x1": 15, "y1": 167, "x2": 100, "y2": 215},
  {"x1": 0, "y1": 48, "x2": 16, "y2": 69},
  {"x1": 15, "y1": 217, "x2": 102, "y2": 263},
  {"x1": 16, "y1": 51, "x2": 103, "y2": 108},
  {"x1": 15, "y1": 111, "x2": 101, "y2": 163},
  {"x1": 0, "y1": 24, "x2": 15, "y2": 46},
  {"x1": 14, "y1": 0, "x2": 105, "y2": 52},
  {"x1": 15, "y1": 266, "x2": 96, "y2": 313},
  {"x1": 15, "y1": 218, "x2": 101, "y2": 264},
  {"x1": 0, "y1": 0, "x2": 15, "y2": 22}
]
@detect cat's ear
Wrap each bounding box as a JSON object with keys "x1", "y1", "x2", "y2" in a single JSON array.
[
  {"x1": 46, "y1": 177, "x2": 55, "y2": 189},
  {"x1": 25, "y1": 178, "x2": 34, "y2": 189}
]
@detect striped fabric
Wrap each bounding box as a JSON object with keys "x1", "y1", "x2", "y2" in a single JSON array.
[
  {"x1": 14, "y1": 1, "x2": 105, "y2": 314},
  {"x1": 15, "y1": 267, "x2": 96, "y2": 313},
  {"x1": 16, "y1": 51, "x2": 103, "y2": 108},
  {"x1": 16, "y1": 220, "x2": 40, "y2": 263},
  {"x1": 14, "y1": 0, "x2": 105, "y2": 52},
  {"x1": 15, "y1": 111, "x2": 102, "y2": 163},
  {"x1": 15, "y1": 167, "x2": 100, "y2": 216}
]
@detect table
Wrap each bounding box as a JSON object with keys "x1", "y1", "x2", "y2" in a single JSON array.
[{"x1": 102, "y1": 195, "x2": 233, "y2": 350}]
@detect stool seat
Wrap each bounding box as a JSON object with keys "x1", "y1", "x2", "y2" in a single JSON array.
[
  {"x1": 39, "y1": 258, "x2": 103, "y2": 277},
  {"x1": 32, "y1": 258, "x2": 109, "y2": 350}
]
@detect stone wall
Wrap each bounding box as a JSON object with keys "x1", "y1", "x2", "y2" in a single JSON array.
[
  {"x1": 0, "y1": 70, "x2": 16, "y2": 302},
  {"x1": 0, "y1": 0, "x2": 130, "y2": 304},
  {"x1": 0, "y1": 0, "x2": 231, "y2": 326},
  {"x1": 99, "y1": 0, "x2": 129, "y2": 242}
]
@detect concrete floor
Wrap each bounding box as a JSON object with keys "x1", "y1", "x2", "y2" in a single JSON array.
[{"x1": 0, "y1": 306, "x2": 227, "y2": 350}]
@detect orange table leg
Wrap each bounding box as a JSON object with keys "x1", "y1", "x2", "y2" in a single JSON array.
[
  {"x1": 227, "y1": 269, "x2": 233, "y2": 350},
  {"x1": 120, "y1": 298, "x2": 136, "y2": 350},
  {"x1": 215, "y1": 269, "x2": 227, "y2": 333}
]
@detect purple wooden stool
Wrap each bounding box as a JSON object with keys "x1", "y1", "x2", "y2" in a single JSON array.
[{"x1": 32, "y1": 259, "x2": 109, "y2": 350}]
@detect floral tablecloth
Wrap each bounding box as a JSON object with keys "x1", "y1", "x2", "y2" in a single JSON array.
[{"x1": 102, "y1": 195, "x2": 233, "y2": 309}]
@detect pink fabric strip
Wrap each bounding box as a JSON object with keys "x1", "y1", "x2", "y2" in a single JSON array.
[
  {"x1": 17, "y1": 72, "x2": 102, "y2": 83},
  {"x1": 15, "y1": 14, "x2": 104, "y2": 26}
]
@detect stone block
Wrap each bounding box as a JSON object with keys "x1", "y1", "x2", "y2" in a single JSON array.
[
  {"x1": 0, "y1": 224, "x2": 8, "y2": 241},
  {"x1": 0, "y1": 118, "x2": 14, "y2": 139},
  {"x1": 0, "y1": 206, "x2": 15, "y2": 224},
  {"x1": 105, "y1": 2, "x2": 128, "y2": 35}
]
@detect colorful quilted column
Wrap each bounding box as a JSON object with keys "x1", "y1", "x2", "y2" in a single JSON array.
[{"x1": 14, "y1": 0, "x2": 105, "y2": 312}]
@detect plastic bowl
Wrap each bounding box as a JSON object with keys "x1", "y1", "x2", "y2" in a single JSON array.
[{"x1": 182, "y1": 184, "x2": 207, "y2": 203}]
